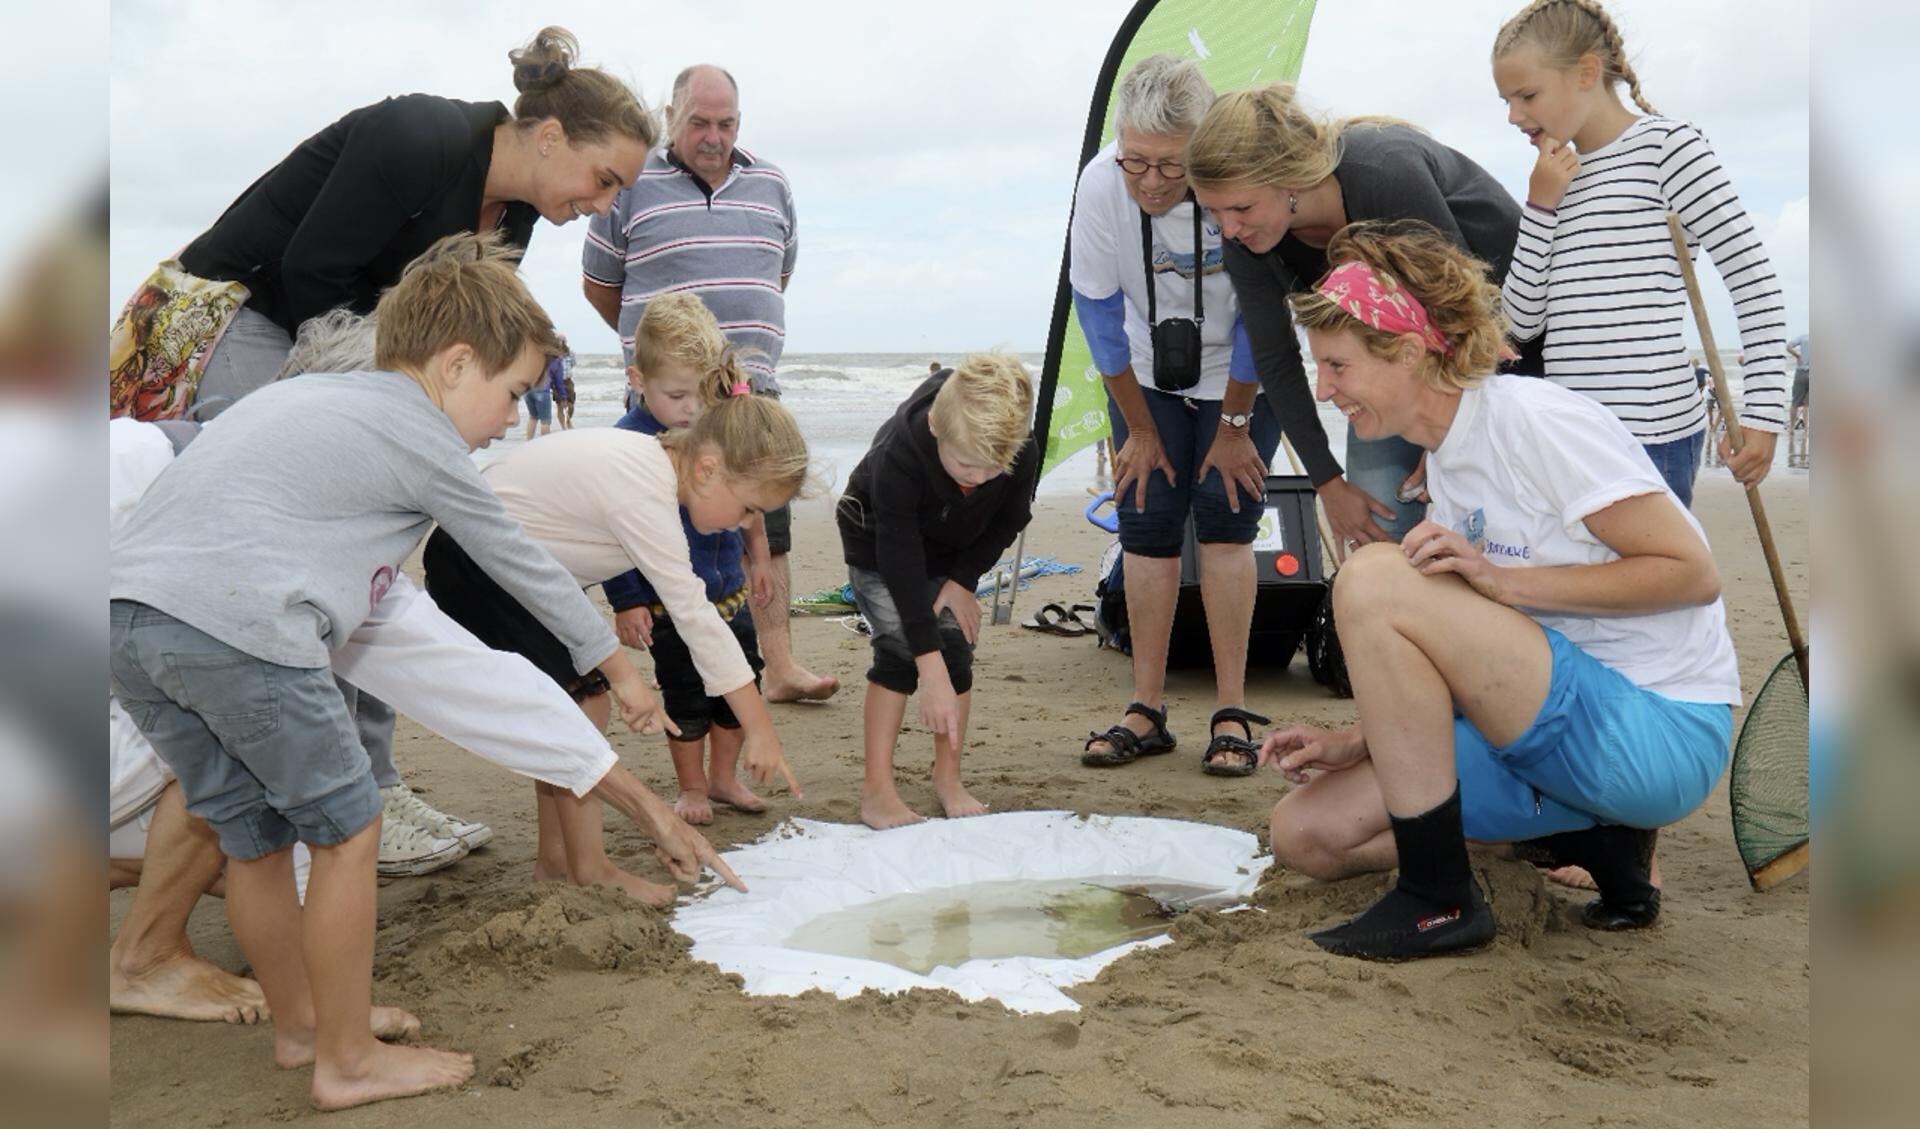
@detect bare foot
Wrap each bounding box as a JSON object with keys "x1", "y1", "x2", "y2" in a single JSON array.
[
  {"x1": 1546, "y1": 854, "x2": 1664, "y2": 892},
  {"x1": 109, "y1": 950, "x2": 267, "y2": 1024},
  {"x1": 310, "y1": 1041, "x2": 475, "y2": 1111},
  {"x1": 860, "y1": 790, "x2": 925, "y2": 830},
  {"x1": 707, "y1": 779, "x2": 768, "y2": 814},
  {"x1": 531, "y1": 859, "x2": 568, "y2": 883},
  {"x1": 275, "y1": 1007, "x2": 423, "y2": 1068},
  {"x1": 674, "y1": 791, "x2": 715, "y2": 825},
  {"x1": 764, "y1": 667, "x2": 841, "y2": 703},
  {"x1": 933, "y1": 777, "x2": 989, "y2": 819}
]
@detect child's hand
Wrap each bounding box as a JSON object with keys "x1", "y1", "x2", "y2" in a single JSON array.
[
  {"x1": 918, "y1": 677, "x2": 963, "y2": 749},
  {"x1": 1528, "y1": 135, "x2": 1580, "y2": 211},
  {"x1": 741, "y1": 727, "x2": 804, "y2": 799},
  {"x1": 615, "y1": 606, "x2": 654, "y2": 650},
  {"x1": 931, "y1": 580, "x2": 981, "y2": 644},
  {"x1": 748, "y1": 557, "x2": 775, "y2": 608},
  {"x1": 648, "y1": 811, "x2": 747, "y2": 892},
  {"x1": 610, "y1": 672, "x2": 682, "y2": 737}
]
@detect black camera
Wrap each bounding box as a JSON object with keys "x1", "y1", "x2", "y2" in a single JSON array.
[{"x1": 1150, "y1": 317, "x2": 1202, "y2": 391}]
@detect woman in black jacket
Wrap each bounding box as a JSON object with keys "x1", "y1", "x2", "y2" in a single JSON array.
[{"x1": 1188, "y1": 84, "x2": 1543, "y2": 555}]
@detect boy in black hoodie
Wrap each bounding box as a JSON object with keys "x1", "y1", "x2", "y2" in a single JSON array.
[{"x1": 838, "y1": 353, "x2": 1040, "y2": 829}]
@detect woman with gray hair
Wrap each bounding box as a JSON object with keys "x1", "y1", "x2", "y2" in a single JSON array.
[{"x1": 1070, "y1": 55, "x2": 1280, "y2": 777}]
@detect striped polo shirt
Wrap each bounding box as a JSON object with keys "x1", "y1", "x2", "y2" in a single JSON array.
[
  {"x1": 1502, "y1": 114, "x2": 1789, "y2": 442},
  {"x1": 583, "y1": 146, "x2": 798, "y2": 392}
]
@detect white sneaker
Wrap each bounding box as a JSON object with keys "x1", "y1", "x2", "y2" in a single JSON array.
[
  {"x1": 381, "y1": 784, "x2": 493, "y2": 851},
  {"x1": 376, "y1": 814, "x2": 469, "y2": 878}
]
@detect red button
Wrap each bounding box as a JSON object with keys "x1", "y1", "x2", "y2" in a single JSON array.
[{"x1": 1274, "y1": 553, "x2": 1301, "y2": 577}]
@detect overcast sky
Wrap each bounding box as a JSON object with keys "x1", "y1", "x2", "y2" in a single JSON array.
[{"x1": 108, "y1": 0, "x2": 1808, "y2": 356}]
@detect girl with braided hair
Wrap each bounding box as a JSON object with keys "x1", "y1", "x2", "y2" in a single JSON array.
[{"x1": 1492, "y1": 0, "x2": 1792, "y2": 503}]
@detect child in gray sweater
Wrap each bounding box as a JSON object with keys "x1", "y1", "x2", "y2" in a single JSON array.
[{"x1": 109, "y1": 234, "x2": 668, "y2": 1110}]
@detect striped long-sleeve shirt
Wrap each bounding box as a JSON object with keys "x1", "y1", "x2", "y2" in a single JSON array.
[{"x1": 1502, "y1": 115, "x2": 1789, "y2": 441}]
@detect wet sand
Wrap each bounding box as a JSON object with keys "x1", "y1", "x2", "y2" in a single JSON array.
[{"x1": 110, "y1": 470, "x2": 1809, "y2": 1128}]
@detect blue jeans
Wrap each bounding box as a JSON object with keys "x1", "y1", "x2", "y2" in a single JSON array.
[
  {"x1": 1643, "y1": 430, "x2": 1705, "y2": 509},
  {"x1": 1106, "y1": 388, "x2": 1282, "y2": 557},
  {"x1": 188, "y1": 306, "x2": 293, "y2": 422},
  {"x1": 1343, "y1": 428, "x2": 1425, "y2": 542}
]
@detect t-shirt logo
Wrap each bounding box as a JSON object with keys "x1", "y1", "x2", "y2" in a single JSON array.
[
  {"x1": 1454, "y1": 508, "x2": 1486, "y2": 550},
  {"x1": 368, "y1": 565, "x2": 394, "y2": 611},
  {"x1": 1454, "y1": 507, "x2": 1531, "y2": 561}
]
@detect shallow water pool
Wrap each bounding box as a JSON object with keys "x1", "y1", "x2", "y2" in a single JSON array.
[{"x1": 782, "y1": 876, "x2": 1218, "y2": 975}]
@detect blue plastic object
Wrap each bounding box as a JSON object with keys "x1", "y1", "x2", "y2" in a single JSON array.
[{"x1": 1085, "y1": 491, "x2": 1119, "y2": 534}]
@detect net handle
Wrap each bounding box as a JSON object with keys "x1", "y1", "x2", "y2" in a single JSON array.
[{"x1": 1665, "y1": 214, "x2": 1809, "y2": 695}]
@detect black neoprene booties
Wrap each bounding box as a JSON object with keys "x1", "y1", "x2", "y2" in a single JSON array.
[
  {"x1": 1310, "y1": 786, "x2": 1497, "y2": 960},
  {"x1": 1517, "y1": 825, "x2": 1661, "y2": 930}
]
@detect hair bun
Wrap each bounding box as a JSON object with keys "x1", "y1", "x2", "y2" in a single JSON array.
[{"x1": 507, "y1": 26, "x2": 578, "y2": 93}]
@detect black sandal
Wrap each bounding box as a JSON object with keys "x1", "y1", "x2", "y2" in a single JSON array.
[
  {"x1": 1081, "y1": 702, "x2": 1177, "y2": 767},
  {"x1": 1200, "y1": 707, "x2": 1270, "y2": 778}
]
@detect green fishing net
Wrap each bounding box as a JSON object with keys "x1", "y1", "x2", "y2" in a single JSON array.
[{"x1": 1730, "y1": 652, "x2": 1810, "y2": 883}]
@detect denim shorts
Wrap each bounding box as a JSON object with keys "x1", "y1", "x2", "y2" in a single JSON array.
[
  {"x1": 652, "y1": 607, "x2": 765, "y2": 741},
  {"x1": 1105, "y1": 388, "x2": 1282, "y2": 557},
  {"x1": 848, "y1": 565, "x2": 973, "y2": 695},
  {"x1": 109, "y1": 600, "x2": 382, "y2": 861},
  {"x1": 524, "y1": 387, "x2": 553, "y2": 422},
  {"x1": 1455, "y1": 625, "x2": 1733, "y2": 842},
  {"x1": 1643, "y1": 430, "x2": 1705, "y2": 509},
  {"x1": 1343, "y1": 430, "x2": 1427, "y2": 541}
]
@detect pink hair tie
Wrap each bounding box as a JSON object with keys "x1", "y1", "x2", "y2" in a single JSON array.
[
  {"x1": 1315, "y1": 261, "x2": 1454, "y2": 356},
  {"x1": 730, "y1": 382, "x2": 752, "y2": 396}
]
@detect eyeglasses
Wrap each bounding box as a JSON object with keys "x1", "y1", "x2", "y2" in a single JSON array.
[{"x1": 1114, "y1": 155, "x2": 1186, "y2": 179}]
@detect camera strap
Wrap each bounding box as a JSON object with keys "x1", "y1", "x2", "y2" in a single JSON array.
[{"x1": 1139, "y1": 194, "x2": 1203, "y2": 329}]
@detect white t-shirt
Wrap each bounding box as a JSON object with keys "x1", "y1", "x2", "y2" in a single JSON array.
[
  {"x1": 1069, "y1": 140, "x2": 1243, "y2": 402},
  {"x1": 1425, "y1": 375, "x2": 1741, "y2": 706}
]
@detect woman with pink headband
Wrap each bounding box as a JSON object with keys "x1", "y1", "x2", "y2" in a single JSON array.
[{"x1": 1252, "y1": 220, "x2": 1738, "y2": 961}]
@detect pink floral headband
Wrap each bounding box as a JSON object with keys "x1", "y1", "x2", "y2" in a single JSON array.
[{"x1": 1314, "y1": 261, "x2": 1453, "y2": 356}]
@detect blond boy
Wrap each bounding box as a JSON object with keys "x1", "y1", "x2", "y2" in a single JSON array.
[{"x1": 836, "y1": 354, "x2": 1040, "y2": 829}]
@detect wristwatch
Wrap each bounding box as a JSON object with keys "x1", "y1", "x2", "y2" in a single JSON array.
[{"x1": 1220, "y1": 411, "x2": 1252, "y2": 429}]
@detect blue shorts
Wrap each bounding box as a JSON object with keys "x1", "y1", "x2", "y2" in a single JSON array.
[
  {"x1": 1456, "y1": 625, "x2": 1733, "y2": 842},
  {"x1": 109, "y1": 601, "x2": 382, "y2": 861},
  {"x1": 524, "y1": 387, "x2": 553, "y2": 422},
  {"x1": 1106, "y1": 388, "x2": 1282, "y2": 557}
]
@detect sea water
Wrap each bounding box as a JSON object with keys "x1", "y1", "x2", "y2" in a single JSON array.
[{"x1": 781, "y1": 876, "x2": 1220, "y2": 975}]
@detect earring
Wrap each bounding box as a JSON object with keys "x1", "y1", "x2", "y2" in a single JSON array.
[{"x1": 1288, "y1": 191, "x2": 1299, "y2": 216}]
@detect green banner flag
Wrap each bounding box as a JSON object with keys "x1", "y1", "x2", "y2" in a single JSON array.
[{"x1": 1041, "y1": 0, "x2": 1318, "y2": 478}]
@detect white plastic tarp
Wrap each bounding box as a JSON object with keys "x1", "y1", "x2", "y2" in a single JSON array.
[{"x1": 671, "y1": 810, "x2": 1269, "y2": 1014}]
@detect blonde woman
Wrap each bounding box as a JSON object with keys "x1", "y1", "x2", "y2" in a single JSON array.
[
  {"x1": 1187, "y1": 85, "x2": 1543, "y2": 555},
  {"x1": 1253, "y1": 221, "x2": 1737, "y2": 960}
]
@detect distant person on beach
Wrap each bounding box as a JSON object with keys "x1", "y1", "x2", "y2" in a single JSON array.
[
  {"x1": 111, "y1": 235, "x2": 740, "y2": 1109},
  {"x1": 929, "y1": 361, "x2": 942, "y2": 374},
  {"x1": 425, "y1": 344, "x2": 806, "y2": 896},
  {"x1": 553, "y1": 336, "x2": 578, "y2": 428},
  {"x1": 524, "y1": 363, "x2": 554, "y2": 439},
  {"x1": 1787, "y1": 334, "x2": 1810, "y2": 464},
  {"x1": 584, "y1": 63, "x2": 839, "y2": 706},
  {"x1": 1491, "y1": 0, "x2": 1791, "y2": 501},
  {"x1": 108, "y1": 256, "x2": 743, "y2": 1029},
  {"x1": 1068, "y1": 55, "x2": 1280, "y2": 778},
  {"x1": 1187, "y1": 84, "x2": 1545, "y2": 559},
  {"x1": 607, "y1": 295, "x2": 783, "y2": 824},
  {"x1": 838, "y1": 355, "x2": 1040, "y2": 829},
  {"x1": 1255, "y1": 222, "x2": 1737, "y2": 959}
]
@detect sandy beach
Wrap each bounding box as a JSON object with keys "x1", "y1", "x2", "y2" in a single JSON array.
[{"x1": 109, "y1": 468, "x2": 1809, "y2": 1128}]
